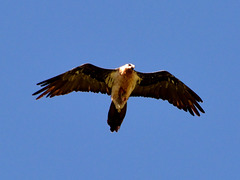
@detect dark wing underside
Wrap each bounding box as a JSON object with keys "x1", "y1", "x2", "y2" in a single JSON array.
[
  {"x1": 32, "y1": 63, "x2": 114, "y2": 99},
  {"x1": 131, "y1": 71, "x2": 205, "y2": 116}
]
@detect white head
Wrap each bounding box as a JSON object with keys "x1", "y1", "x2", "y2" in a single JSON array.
[{"x1": 119, "y1": 63, "x2": 135, "y2": 74}]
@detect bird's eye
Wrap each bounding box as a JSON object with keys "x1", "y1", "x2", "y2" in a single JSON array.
[{"x1": 128, "y1": 64, "x2": 131, "y2": 66}]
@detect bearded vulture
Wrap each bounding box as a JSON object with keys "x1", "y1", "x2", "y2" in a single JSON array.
[{"x1": 33, "y1": 63, "x2": 205, "y2": 132}]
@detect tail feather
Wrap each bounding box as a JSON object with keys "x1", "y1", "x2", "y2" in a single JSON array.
[{"x1": 107, "y1": 102, "x2": 127, "y2": 132}]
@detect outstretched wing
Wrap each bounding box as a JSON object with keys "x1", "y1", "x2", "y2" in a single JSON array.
[
  {"x1": 131, "y1": 71, "x2": 205, "y2": 116},
  {"x1": 33, "y1": 63, "x2": 114, "y2": 99}
]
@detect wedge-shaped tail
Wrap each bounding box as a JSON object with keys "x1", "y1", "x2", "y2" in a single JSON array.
[{"x1": 107, "y1": 102, "x2": 127, "y2": 132}]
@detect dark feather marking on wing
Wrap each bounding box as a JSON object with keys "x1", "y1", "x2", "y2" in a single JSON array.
[
  {"x1": 131, "y1": 70, "x2": 205, "y2": 116},
  {"x1": 32, "y1": 63, "x2": 114, "y2": 99},
  {"x1": 194, "y1": 101, "x2": 205, "y2": 113}
]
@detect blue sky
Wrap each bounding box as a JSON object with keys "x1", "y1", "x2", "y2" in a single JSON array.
[{"x1": 1, "y1": 1, "x2": 240, "y2": 179}]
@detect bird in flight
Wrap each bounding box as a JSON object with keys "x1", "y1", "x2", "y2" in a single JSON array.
[{"x1": 33, "y1": 63, "x2": 205, "y2": 132}]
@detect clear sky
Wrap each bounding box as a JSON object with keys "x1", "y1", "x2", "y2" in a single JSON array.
[{"x1": 1, "y1": 1, "x2": 240, "y2": 179}]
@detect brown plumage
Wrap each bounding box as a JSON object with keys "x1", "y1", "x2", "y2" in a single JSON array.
[
  {"x1": 131, "y1": 71, "x2": 205, "y2": 116},
  {"x1": 107, "y1": 102, "x2": 127, "y2": 132},
  {"x1": 33, "y1": 63, "x2": 205, "y2": 132},
  {"x1": 33, "y1": 64, "x2": 113, "y2": 99}
]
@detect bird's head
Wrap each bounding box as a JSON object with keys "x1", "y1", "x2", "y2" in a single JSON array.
[{"x1": 119, "y1": 63, "x2": 135, "y2": 75}]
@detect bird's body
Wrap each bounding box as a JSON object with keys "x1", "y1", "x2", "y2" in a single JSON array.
[
  {"x1": 110, "y1": 64, "x2": 138, "y2": 111},
  {"x1": 33, "y1": 63, "x2": 205, "y2": 132}
]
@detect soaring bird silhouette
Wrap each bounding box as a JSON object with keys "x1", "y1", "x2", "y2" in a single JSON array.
[{"x1": 33, "y1": 63, "x2": 205, "y2": 132}]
